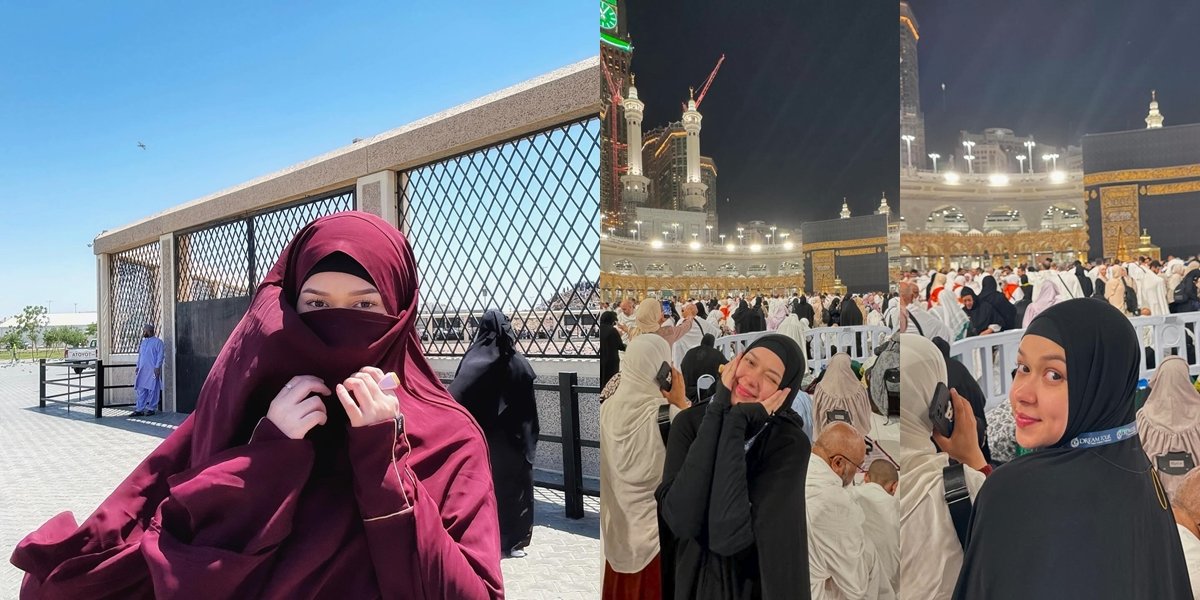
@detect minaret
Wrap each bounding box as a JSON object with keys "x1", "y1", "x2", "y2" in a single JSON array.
[
  {"x1": 681, "y1": 87, "x2": 709, "y2": 211},
  {"x1": 877, "y1": 192, "x2": 890, "y2": 216},
  {"x1": 1145, "y1": 90, "x2": 1164, "y2": 129},
  {"x1": 840, "y1": 198, "x2": 852, "y2": 219},
  {"x1": 620, "y1": 74, "x2": 650, "y2": 205}
]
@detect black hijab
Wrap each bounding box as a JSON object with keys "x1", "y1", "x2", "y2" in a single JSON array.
[
  {"x1": 953, "y1": 299, "x2": 1190, "y2": 599},
  {"x1": 960, "y1": 287, "x2": 998, "y2": 336},
  {"x1": 1074, "y1": 265, "x2": 1094, "y2": 298},
  {"x1": 838, "y1": 294, "x2": 863, "y2": 326},
  {"x1": 448, "y1": 310, "x2": 539, "y2": 463},
  {"x1": 793, "y1": 296, "x2": 816, "y2": 324},
  {"x1": 599, "y1": 311, "x2": 623, "y2": 388},
  {"x1": 657, "y1": 334, "x2": 810, "y2": 599},
  {"x1": 695, "y1": 301, "x2": 709, "y2": 320},
  {"x1": 978, "y1": 275, "x2": 1016, "y2": 330},
  {"x1": 681, "y1": 334, "x2": 728, "y2": 404}
]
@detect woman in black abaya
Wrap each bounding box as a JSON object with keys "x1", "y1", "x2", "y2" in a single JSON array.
[
  {"x1": 657, "y1": 334, "x2": 810, "y2": 600},
  {"x1": 952, "y1": 299, "x2": 1191, "y2": 598},
  {"x1": 449, "y1": 310, "x2": 540, "y2": 557},
  {"x1": 793, "y1": 295, "x2": 816, "y2": 325},
  {"x1": 600, "y1": 311, "x2": 625, "y2": 389}
]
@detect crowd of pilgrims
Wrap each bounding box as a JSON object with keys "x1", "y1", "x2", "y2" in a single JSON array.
[
  {"x1": 897, "y1": 254, "x2": 1200, "y2": 599},
  {"x1": 598, "y1": 291, "x2": 901, "y2": 599}
]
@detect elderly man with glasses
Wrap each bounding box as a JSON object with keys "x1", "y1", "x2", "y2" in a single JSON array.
[{"x1": 805, "y1": 422, "x2": 883, "y2": 599}]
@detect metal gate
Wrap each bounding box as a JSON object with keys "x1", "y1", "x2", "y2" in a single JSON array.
[{"x1": 173, "y1": 190, "x2": 355, "y2": 412}]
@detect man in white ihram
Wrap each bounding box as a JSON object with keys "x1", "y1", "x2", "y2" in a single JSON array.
[
  {"x1": 670, "y1": 301, "x2": 721, "y2": 367},
  {"x1": 806, "y1": 422, "x2": 881, "y2": 599},
  {"x1": 850, "y1": 460, "x2": 899, "y2": 599}
]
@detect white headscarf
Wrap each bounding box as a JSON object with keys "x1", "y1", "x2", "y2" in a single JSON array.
[
  {"x1": 628, "y1": 298, "x2": 662, "y2": 340},
  {"x1": 932, "y1": 295, "x2": 969, "y2": 342},
  {"x1": 1022, "y1": 277, "x2": 1063, "y2": 328},
  {"x1": 897, "y1": 334, "x2": 986, "y2": 600},
  {"x1": 600, "y1": 334, "x2": 672, "y2": 572},
  {"x1": 777, "y1": 314, "x2": 810, "y2": 362}
]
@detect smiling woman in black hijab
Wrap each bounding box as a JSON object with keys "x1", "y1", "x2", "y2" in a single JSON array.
[
  {"x1": 656, "y1": 334, "x2": 810, "y2": 599},
  {"x1": 449, "y1": 310, "x2": 540, "y2": 558},
  {"x1": 952, "y1": 298, "x2": 1191, "y2": 598}
]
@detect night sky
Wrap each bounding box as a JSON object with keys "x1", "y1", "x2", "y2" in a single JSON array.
[
  {"x1": 624, "y1": 0, "x2": 898, "y2": 233},
  {"x1": 913, "y1": 0, "x2": 1200, "y2": 157}
]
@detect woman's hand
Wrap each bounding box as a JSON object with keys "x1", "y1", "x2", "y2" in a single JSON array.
[
  {"x1": 661, "y1": 364, "x2": 689, "y2": 409},
  {"x1": 336, "y1": 366, "x2": 401, "y2": 427},
  {"x1": 761, "y1": 387, "x2": 790, "y2": 417},
  {"x1": 721, "y1": 352, "x2": 743, "y2": 391},
  {"x1": 932, "y1": 388, "x2": 987, "y2": 470},
  {"x1": 266, "y1": 375, "x2": 332, "y2": 439}
]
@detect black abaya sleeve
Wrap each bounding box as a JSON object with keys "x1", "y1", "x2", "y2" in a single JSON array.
[
  {"x1": 658, "y1": 388, "x2": 731, "y2": 541},
  {"x1": 706, "y1": 402, "x2": 770, "y2": 556}
]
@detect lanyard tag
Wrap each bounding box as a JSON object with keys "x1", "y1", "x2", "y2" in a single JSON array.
[{"x1": 1068, "y1": 423, "x2": 1138, "y2": 449}]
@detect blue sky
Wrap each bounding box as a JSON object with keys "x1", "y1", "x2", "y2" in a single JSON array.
[{"x1": 0, "y1": 1, "x2": 592, "y2": 320}]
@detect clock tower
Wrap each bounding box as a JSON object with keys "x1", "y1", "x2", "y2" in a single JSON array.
[{"x1": 600, "y1": 0, "x2": 632, "y2": 233}]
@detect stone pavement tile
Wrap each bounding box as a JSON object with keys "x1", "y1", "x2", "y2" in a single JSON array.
[{"x1": 0, "y1": 362, "x2": 601, "y2": 598}]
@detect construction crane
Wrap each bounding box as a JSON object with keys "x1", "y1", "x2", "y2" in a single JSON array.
[
  {"x1": 601, "y1": 59, "x2": 629, "y2": 225},
  {"x1": 682, "y1": 53, "x2": 726, "y2": 112}
]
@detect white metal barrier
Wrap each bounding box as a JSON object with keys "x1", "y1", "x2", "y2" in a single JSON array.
[
  {"x1": 716, "y1": 325, "x2": 893, "y2": 373},
  {"x1": 950, "y1": 313, "x2": 1200, "y2": 411}
]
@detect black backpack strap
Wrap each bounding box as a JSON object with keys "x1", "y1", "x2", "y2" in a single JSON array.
[
  {"x1": 657, "y1": 403, "x2": 672, "y2": 445},
  {"x1": 943, "y1": 463, "x2": 972, "y2": 549},
  {"x1": 906, "y1": 310, "x2": 924, "y2": 336}
]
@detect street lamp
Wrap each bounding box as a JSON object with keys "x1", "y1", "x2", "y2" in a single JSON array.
[
  {"x1": 1016, "y1": 154, "x2": 1026, "y2": 173},
  {"x1": 964, "y1": 154, "x2": 976, "y2": 174},
  {"x1": 766, "y1": 234, "x2": 773, "y2": 246},
  {"x1": 1042, "y1": 153, "x2": 1052, "y2": 171},
  {"x1": 962, "y1": 140, "x2": 976, "y2": 173},
  {"x1": 719, "y1": 234, "x2": 726, "y2": 245},
  {"x1": 1044, "y1": 153, "x2": 1059, "y2": 170},
  {"x1": 706, "y1": 224, "x2": 713, "y2": 244},
  {"x1": 928, "y1": 152, "x2": 941, "y2": 173},
  {"x1": 672, "y1": 222, "x2": 680, "y2": 242},
  {"x1": 902, "y1": 134, "x2": 915, "y2": 170},
  {"x1": 634, "y1": 220, "x2": 642, "y2": 241},
  {"x1": 608, "y1": 227, "x2": 616, "y2": 238},
  {"x1": 1024, "y1": 139, "x2": 1036, "y2": 172},
  {"x1": 770, "y1": 225, "x2": 777, "y2": 245},
  {"x1": 738, "y1": 234, "x2": 745, "y2": 246},
  {"x1": 737, "y1": 227, "x2": 745, "y2": 246}
]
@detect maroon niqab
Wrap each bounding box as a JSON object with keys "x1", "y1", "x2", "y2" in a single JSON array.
[{"x1": 12, "y1": 212, "x2": 504, "y2": 599}]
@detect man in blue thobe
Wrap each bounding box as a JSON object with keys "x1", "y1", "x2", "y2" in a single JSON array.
[{"x1": 133, "y1": 324, "x2": 164, "y2": 416}]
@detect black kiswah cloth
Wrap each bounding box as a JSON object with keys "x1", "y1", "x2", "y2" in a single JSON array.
[
  {"x1": 447, "y1": 310, "x2": 540, "y2": 553},
  {"x1": 952, "y1": 298, "x2": 1190, "y2": 599},
  {"x1": 657, "y1": 334, "x2": 811, "y2": 599}
]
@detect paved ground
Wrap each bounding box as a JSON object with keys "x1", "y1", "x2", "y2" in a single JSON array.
[{"x1": 0, "y1": 361, "x2": 602, "y2": 599}]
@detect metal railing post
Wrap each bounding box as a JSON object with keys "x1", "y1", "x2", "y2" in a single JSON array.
[
  {"x1": 95, "y1": 360, "x2": 105, "y2": 418},
  {"x1": 559, "y1": 371, "x2": 584, "y2": 519},
  {"x1": 38, "y1": 359, "x2": 46, "y2": 408}
]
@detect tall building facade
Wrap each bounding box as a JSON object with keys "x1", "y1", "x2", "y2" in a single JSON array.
[
  {"x1": 642, "y1": 123, "x2": 718, "y2": 222},
  {"x1": 600, "y1": 0, "x2": 632, "y2": 231},
  {"x1": 900, "y1": 1, "x2": 926, "y2": 170}
]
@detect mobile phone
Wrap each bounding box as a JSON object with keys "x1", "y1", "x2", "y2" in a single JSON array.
[
  {"x1": 928, "y1": 382, "x2": 954, "y2": 437},
  {"x1": 662, "y1": 300, "x2": 672, "y2": 316},
  {"x1": 655, "y1": 361, "x2": 673, "y2": 392}
]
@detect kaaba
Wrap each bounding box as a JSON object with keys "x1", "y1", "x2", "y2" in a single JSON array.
[
  {"x1": 802, "y1": 213, "x2": 889, "y2": 294},
  {"x1": 1083, "y1": 122, "x2": 1200, "y2": 260}
]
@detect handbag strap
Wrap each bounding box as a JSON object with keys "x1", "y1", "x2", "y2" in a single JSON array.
[{"x1": 943, "y1": 463, "x2": 972, "y2": 549}]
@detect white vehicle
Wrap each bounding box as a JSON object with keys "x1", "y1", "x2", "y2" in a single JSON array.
[{"x1": 63, "y1": 339, "x2": 97, "y2": 373}]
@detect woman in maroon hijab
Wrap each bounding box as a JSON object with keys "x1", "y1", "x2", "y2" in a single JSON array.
[{"x1": 11, "y1": 212, "x2": 504, "y2": 599}]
